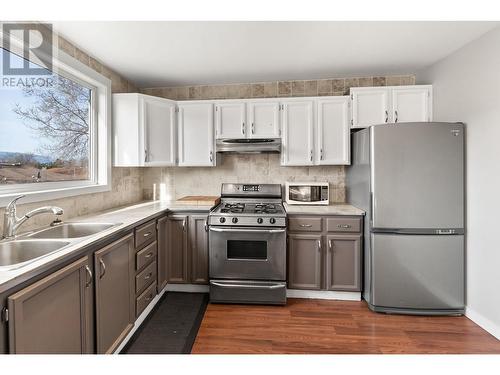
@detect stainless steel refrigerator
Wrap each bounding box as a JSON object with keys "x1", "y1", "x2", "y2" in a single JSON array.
[{"x1": 346, "y1": 122, "x2": 465, "y2": 315}]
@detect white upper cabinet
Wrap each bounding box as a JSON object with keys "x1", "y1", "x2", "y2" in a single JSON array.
[
  {"x1": 281, "y1": 100, "x2": 314, "y2": 166},
  {"x1": 143, "y1": 97, "x2": 177, "y2": 166},
  {"x1": 391, "y1": 85, "x2": 432, "y2": 123},
  {"x1": 317, "y1": 97, "x2": 351, "y2": 165},
  {"x1": 351, "y1": 85, "x2": 433, "y2": 128},
  {"x1": 351, "y1": 87, "x2": 390, "y2": 128},
  {"x1": 215, "y1": 101, "x2": 246, "y2": 139},
  {"x1": 177, "y1": 102, "x2": 215, "y2": 167},
  {"x1": 247, "y1": 101, "x2": 281, "y2": 138},
  {"x1": 113, "y1": 93, "x2": 176, "y2": 167}
]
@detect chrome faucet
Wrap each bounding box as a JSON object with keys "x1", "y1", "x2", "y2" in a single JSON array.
[{"x1": 2, "y1": 195, "x2": 64, "y2": 239}]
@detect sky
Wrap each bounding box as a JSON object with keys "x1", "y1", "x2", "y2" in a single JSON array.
[{"x1": 1, "y1": 47, "x2": 63, "y2": 156}]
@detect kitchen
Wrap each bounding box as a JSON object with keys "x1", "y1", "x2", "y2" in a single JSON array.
[{"x1": 1, "y1": 4, "x2": 500, "y2": 374}]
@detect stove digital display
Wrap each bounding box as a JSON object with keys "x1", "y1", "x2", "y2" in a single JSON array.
[{"x1": 243, "y1": 185, "x2": 259, "y2": 192}]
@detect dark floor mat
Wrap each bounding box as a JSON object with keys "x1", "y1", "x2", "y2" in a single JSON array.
[{"x1": 121, "y1": 292, "x2": 209, "y2": 354}]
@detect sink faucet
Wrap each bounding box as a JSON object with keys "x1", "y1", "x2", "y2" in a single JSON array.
[{"x1": 2, "y1": 195, "x2": 64, "y2": 239}]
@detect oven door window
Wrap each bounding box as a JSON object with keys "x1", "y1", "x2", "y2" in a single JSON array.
[{"x1": 227, "y1": 240, "x2": 267, "y2": 260}]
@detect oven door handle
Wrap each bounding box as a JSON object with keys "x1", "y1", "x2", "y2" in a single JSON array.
[
  {"x1": 209, "y1": 227, "x2": 285, "y2": 234},
  {"x1": 211, "y1": 282, "x2": 285, "y2": 290}
]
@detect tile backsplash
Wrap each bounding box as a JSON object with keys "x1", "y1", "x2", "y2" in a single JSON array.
[
  {"x1": 143, "y1": 154, "x2": 345, "y2": 203},
  {"x1": 141, "y1": 74, "x2": 416, "y2": 100}
]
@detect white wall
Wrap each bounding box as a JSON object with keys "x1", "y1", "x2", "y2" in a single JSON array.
[{"x1": 418, "y1": 27, "x2": 500, "y2": 339}]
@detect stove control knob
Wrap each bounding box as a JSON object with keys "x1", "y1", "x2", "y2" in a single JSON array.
[
  {"x1": 219, "y1": 217, "x2": 226, "y2": 223},
  {"x1": 232, "y1": 217, "x2": 238, "y2": 224},
  {"x1": 257, "y1": 218, "x2": 263, "y2": 224},
  {"x1": 270, "y1": 218, "x2": 276, "y2": 224}
]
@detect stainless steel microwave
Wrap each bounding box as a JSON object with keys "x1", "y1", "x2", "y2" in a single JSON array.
[{"x1": 285, "y1": 182, "x2": 329, "y2": 205}]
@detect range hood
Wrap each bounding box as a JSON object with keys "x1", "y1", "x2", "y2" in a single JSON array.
[{"x1": 216, "y1": 138, "x2": 281, "y2": 154}]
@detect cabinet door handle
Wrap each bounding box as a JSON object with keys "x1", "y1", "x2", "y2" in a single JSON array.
[
  {"x1": 204, "y1": 219, "x2": 208, "y2": 232},
  {"x1": 317, "y1": 240, "x2": 322, "y2": 251},
  {"x1": 99, "y1": 259, "x2": 106, "y2": 279},
  {"x1": 299, "y1": 224, "x2": 312, "y2": 228},
  {"x1": 395, "y1": 110, "x2": 398, "y2": 123},
  {"x1": 242, "y1": 122, "x2": 245, "y2": 135},
  {"x1": 182, "y1": 219, "x2": 186, "y2": 232},
  {"x1": 251, "y1": 122, "x2": 255, "y2": 134},
  {"x1": 85, "y1": 265, "x2": 93, "y2": 288},
  {"x1": 310, "y1": 149, "x2": 313, "y2": 162},
  {"x1": 143, "y1": 231, "x2": 152, "y2": 237},
  {"x1": 385, "y1": 110, "x2": 389, "y2": 123},
  {"x1": 209, "y1": 151, "x2": 213, "y2": 162},
  {"x1": 144, "y1": 149, "x2": 148, "y2": 162},
  {"x1": 145, "y1": 294, "x2": 154, "y2": 302},
  {"x1": 145, "y1": 272, "x2": 153, "y2": 280},
  {"x1": 337, "y1": 224, "x2": 352, "y2": 229},
  {"x1": 145, "y1": 252, "x2": 153, "y2": 259},
  {"x1": 320, "y1": 149, "x2": 323, "y2": 160},
  {"x1": 329, "y1": 240, "x2": 333, "y2": 251}
]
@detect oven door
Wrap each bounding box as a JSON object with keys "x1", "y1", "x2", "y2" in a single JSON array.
[{"x1": 209, "y1": 226, "x2": 286, "y2": 281}]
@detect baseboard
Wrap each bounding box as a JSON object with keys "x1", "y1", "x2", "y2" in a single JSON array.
[
  {"x1": 286, "y1": 289, "x2": 361, "y2": 301},
  {"x1": 466, "y1": 306, "x2": 500, "y2": 340},
  {"x1": 114, "y1": 285, "x2": 168, "y2": 354},
  {"x1": 165, "y1": 283, "x2": 210, "y2": 293}
]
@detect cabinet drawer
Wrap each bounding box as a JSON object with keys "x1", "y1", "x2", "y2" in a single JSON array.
[
  {"x1": 288, "y1": 217, "x2": 322, "y2": 232},
  {"x1": 136, "y1": 261, "x2": 157, "y2": 294},
  {"x1": 136, "y1": 241, "x2": 157, "y2": 271},
  {"x1": 136, "y1": 282, "x2": 157, "y2": 317},
  {"x1": 326, "y1": 217, "x2": 362, "y2": 233},
  {"x1": 135, "y1": 220, "x2": 157, "y2": 249}
]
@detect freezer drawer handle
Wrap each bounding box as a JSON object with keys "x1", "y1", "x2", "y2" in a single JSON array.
[{"x1": 211, "y1": 282, "x2": 285, "y2": 290}]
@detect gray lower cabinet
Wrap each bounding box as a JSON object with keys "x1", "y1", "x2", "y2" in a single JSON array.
[
  {"x1": 326, "y1": 235, "x2": 361, "y2": 291},
  {"x1": 7, "y1": 256, "x2": 94, "y2": 354},
  {"x1": 94, "y1": 233, "x2": 135, "y2": 354},
  {"x1": 287, "y1": 215, "x2": 363, "y2": 292},
  {"x1": 167, "y1": 215, "x2": 189, "y2": 283},
  {"x1": 287, "y1": 234, "x2": 323, "y2": 290},
  {"x1": 167, "y1": 213, "x2": 209, "y2": 284},
  {"x1": 189, "y1": 215, "x2": 209, "y2": 284},
  {"x1": 157, "y1": 215, "x2": 169, "y2": 290}
]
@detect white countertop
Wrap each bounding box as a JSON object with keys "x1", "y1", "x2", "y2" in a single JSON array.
[
  {"x1": 0, "y1": 200, "x2": 213, "y2": 292},
  {"x1": 284, "y1": 203, "x2": 365, "y2": 216}
]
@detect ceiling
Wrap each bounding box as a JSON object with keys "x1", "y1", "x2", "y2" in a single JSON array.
[{"x1": 52, "y1": 21, "x2": 498, "y2": 88}]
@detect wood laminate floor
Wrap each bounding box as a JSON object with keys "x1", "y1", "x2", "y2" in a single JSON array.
[{"x1": 191, "y1": 299, "x2": 500, "y2": 354}]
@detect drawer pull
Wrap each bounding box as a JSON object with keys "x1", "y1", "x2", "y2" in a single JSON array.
[
  {"x1": 145, "y1": 252, "x2": 153, "y2": 259},
  {"x1": 300, "y1": 224, "x2": 313, "y2": 228},
  {"x1": 337, "y1": 224, "x2": 352, "y2": 229},
  {"x1": 99, "y1": 259, "x2": 106, "y2": 279},
  {"x1": 145, "y1": 294, "x2": 153, "y2": 302},
  {"x1": 143, "y1": 231, "x2": 152, "y2": 237},
  {"x1": 85, "y1": 266, "x2": 93, "y2": 288},
  {"x1": 145, "y1": 272, "x2": 153, "y2": 280}
]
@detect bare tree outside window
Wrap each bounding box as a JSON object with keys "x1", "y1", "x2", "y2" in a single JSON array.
[{"x1": 0, "y1": 47, "x2": 92, "y2": 185}]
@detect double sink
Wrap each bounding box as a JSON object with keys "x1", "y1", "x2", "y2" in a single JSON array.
[{"x1": 0, "y1": 222, "x2": 121, "y2": 269}]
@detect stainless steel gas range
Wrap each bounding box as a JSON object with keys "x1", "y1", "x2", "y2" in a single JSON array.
[{"x1": 208, "y1": 183, "x2": 287, "y2": 305}]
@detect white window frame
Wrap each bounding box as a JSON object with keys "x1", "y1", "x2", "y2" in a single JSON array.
[{"x1": 0, "y1": 30, "x2": 112, "y2": 207}]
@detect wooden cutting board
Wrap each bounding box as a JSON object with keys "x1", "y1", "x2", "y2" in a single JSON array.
[{"x1": 176, "y1": 195, "x2": 221, "y2": 206}]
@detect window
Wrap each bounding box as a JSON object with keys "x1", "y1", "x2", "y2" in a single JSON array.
[
  {"x1": 0, "y1": 47, "x2": 94, "y2": 185},
  {"x1": 0, "y1": 30, "x2": 111, "y2": 207}
]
